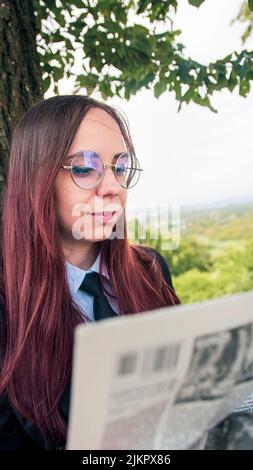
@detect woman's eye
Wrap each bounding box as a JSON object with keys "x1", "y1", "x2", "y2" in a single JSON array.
[
  {"x1": 116, "y1": 166, "x2": 126, "y2": 174},
  {"x1": 72, "y1": 166, "x2": 94, "y2": 176}
]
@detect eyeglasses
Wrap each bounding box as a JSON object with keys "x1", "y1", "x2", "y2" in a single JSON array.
[{"x1": 60, "y1": 149, "x2": 143, "y2": 189}]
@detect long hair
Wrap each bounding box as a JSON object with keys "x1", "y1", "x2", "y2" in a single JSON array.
[{"x1": 0, "y1": 95, "x2": 180, "y2": 447}]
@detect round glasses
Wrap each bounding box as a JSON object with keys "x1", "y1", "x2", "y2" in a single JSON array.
[{"x1": 61, "y1": 150, "x2": 143, "y2": 189}]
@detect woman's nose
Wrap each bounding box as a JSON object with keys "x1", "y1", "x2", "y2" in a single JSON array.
[{"x1": 96, "y1": 166, "x2": 123, "y2": 196}]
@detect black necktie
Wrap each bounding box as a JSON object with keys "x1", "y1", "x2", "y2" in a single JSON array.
[{"x1": 79, "y1": 271, "x2": 118, "y2": 321}]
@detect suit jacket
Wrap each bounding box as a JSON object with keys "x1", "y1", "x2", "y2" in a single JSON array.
[{"x1": 0, "y1": 247, "x2": 175, "y2": 450}]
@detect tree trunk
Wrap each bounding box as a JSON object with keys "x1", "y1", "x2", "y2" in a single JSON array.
[{"x1": 0, "y1": 0, "x2": 43, "y2": 212}]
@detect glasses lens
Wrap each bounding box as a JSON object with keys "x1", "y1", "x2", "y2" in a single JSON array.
[
  {"x1": 71, "y1": 151, "x2": 103, "y2": 189},
  {"x1": 115, "y1": 153, "x2": 141, "y2": 188}
]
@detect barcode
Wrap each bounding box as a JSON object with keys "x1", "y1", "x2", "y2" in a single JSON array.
[
  {"x1": 117, "y1": 352, "x2": 137, "y2": 376},
  {"x1": 116, "y1": 343, "x2": 181, "y2": 377}
]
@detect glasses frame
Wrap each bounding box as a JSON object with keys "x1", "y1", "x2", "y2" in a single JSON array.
[{"x1": 60, "y1": 149, "x2": 144, "y2": 189}]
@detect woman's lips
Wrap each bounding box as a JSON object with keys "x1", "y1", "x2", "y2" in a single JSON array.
[{"x1": 90, "y1": 211, "x2": 118, "y2": 223}]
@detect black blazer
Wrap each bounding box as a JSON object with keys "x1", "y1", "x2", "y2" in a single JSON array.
[{"x1": 0, "y1": 247, "x2": 175, "y2": 450}]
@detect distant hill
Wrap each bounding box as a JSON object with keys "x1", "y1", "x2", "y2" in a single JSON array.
[{"x1": 182, "y1": 194, "x2": 253, "y2": 212}]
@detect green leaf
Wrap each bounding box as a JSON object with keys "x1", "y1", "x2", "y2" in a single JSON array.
[
  {"x1": 181, "y1": 87, "x2": 194, "y2": 104},
  {"x1": 72, "y1": 0, "x2": 86, "y2": 8},
  {"x1": 192, "y1": 93, "x2": 217, "y2": 113},
  {"x1": 137, "y1": 0, "x2": 152, "y2": 14},
  {"x1": 125, "y1": 78, "x2": 137, "y2": 100},
  {"x1": 51, "y1": 31, "x2": 65, "y2": 43},
  {"x1": 99, "y1": 81, "x2": 114, "y2": 98},
  {"x1": 239, "y1": 78, "x2": 250, "y2": 97},
  {"x1": 227, "y1": 70, "x2": 238, "y2": 92},
  {"x1": 54, "y1": 10, "x2": 66, "y2": 28},
  {"x1": 249, "y1": 0, "x2": 253, "y2": 12},
  {"x1": 154, "y1": 79, "x2": 167, "y2": 98},
  {"x1": 138, "y1": 73, "x2": 155, "y2": 88},
  {"x1": 42, "y1": 76, "x2": 51, "y2": 93},
  {"x1": 188, "y1": 0, "x2": 206, "y2": 7},
  {"x1": 52, "y1": 66, "x2": 64, "y2": 81}
]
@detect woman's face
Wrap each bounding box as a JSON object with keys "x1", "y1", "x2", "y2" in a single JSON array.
[{"x1": 54, "y1": 107, "x2": 128, "y2": 247}]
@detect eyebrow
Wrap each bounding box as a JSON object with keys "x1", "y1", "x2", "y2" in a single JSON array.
[{"x1": 65, "y1": 150, "x2": 127, "y2": 162}]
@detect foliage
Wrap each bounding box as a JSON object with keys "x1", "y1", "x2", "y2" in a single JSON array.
[
  {"x1": 34, "y1": 0, "x2": 253, "y2": 111},
  {"x1": 232, "y1": 1, "x2": 253, "y2": 43}
]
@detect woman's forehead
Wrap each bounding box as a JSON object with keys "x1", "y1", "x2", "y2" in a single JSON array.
[
  {"x1": 75, "y1": 111, "x2": 126, "y2": 147},
  {"x1": 82, "y1": 108, "x2": 122, "y2": 135},
  {"x1": 82, "y1": 118, "x2": 123, "y2": 136},
  {"x1": 68, "y1": 110, "x2": 127, "y2": 156}
]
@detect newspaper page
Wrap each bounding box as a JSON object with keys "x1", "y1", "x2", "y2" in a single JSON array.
[{"x1": 66, "y1": 290, "x2": 253, "y2": 450}]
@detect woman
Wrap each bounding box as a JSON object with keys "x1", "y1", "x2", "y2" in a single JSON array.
[{"x1": 0, "y1": 95, "x2": 180, "y2": 450}]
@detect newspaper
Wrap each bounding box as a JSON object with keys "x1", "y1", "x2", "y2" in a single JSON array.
[{"x1": 66, "y1": 290, "x2": 253, "y2": 450}]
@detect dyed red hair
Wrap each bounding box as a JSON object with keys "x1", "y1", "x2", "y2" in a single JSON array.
[{"x1": 0, "y1": 95, "x2": 180, "y2": 446}]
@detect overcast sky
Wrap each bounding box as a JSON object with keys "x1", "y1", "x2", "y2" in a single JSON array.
[{"x1": 46, "y1": 0, "x2": 253, "y2": 209}]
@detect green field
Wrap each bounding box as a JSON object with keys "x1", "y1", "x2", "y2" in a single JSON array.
[{"x1": 129, "y1": 202, "x2": 253, "y2": 304}]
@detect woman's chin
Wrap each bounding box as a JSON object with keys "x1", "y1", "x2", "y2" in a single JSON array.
[{"x1": 82, "y1": 226, "x2": 117, "y2": 242}]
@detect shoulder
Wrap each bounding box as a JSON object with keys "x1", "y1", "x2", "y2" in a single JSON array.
[{"x1": 136, "y1": 245, "x2": 175, "y2": 291}]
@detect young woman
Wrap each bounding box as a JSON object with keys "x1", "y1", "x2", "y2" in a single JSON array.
[{"x1": 0, "y1": 95, "x2": 180, "y2": 450}]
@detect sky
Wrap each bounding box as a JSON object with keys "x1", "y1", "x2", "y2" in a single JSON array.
[{"x1": 45, "y1": 0, "x2": 253, "y2": 209}]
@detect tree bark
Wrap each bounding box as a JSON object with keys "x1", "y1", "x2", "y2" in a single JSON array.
[{"x1": 0, "y1": 0, "x2": 43, "y2": 211}]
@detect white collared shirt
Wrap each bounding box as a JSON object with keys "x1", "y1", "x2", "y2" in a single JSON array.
[{"x1": 65, "y1": 251, "x2": 120, "y2": 321}]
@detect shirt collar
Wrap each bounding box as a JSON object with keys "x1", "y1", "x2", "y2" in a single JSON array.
[{"x1": 65, "y1": 251, "x2": 109, "y2": 294}]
